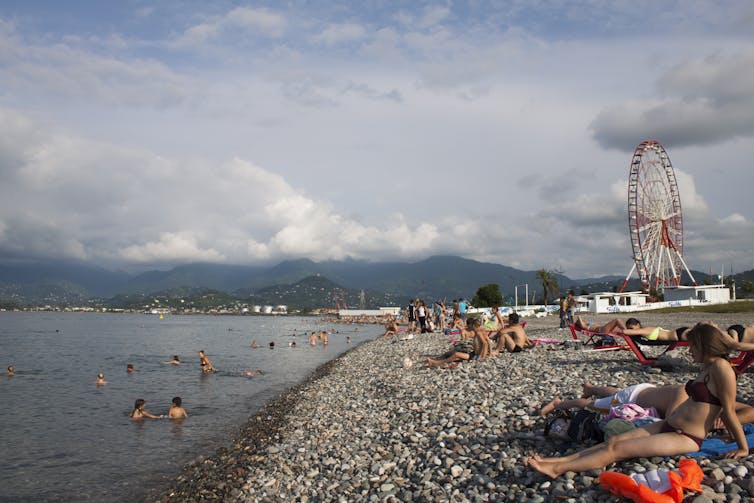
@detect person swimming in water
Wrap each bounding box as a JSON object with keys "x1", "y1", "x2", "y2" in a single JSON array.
[
  {"x1": 251, "y1": 340, "x2": 259, "y2": 348},
  {"x1": 167, "y1": 397, "x2": 188, "y2": 419},
  {"x1": 243, "y1": 369, "x2": 264, "y2": 377},
  {"x1": 7, "y1": 365, "x2": 15, "y2": 376},
  {"x1": 165, "y1": 355, "x2": 181, "y2": 365},
  {"x1": 126, "y1": 364, "x2": 135, "y2": 373},
  {"x1": 130, "y1": 399, "x2": 163, "y2": 419},
  {"x1": 96, "y1": 373, "x2": 107, "y2": 386}
]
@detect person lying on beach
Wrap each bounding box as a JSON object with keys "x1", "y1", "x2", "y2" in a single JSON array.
[
  {"x1": 6, "y1": 365, "x2": 14, "y2": 376},
  {"x1": 165, "y1": 355, "x2": 181, "y2": 365},
  {"x1": 167, "y1": 397, "x2": 188, "y2": 419},
  {"x1": 198, "y1": 350, "x2": 216, "y2": 373},
  {"x1": 96, "y1": 373, "x2": 107, "y2": 386},
  {"x1": 130, "y1": 399, "x2": 163, "y2": 419},
  {"x1": 573, "y1": 316, "x2": 627, "y2": 334},
  {"x1": 527, "y1": 322, "x2": 750, "y2": 479},
  {"x1": 619, "y1": 318, "x2": 691, "y2": 342},
  {"x1": 540, "y1": 381, "x2": 754, "y2": 426},
  {"x1": 491, "y1": 312, "x2": 534, "y2": 354},
  {"x1": 428, "y1": 317, "x2": 491, "y2": 367}
]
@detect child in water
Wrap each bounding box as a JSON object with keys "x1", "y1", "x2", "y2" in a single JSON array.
[
  {"x1": 6, "y1": 365, "x2": 14, "y2": 376},
  {"x1": 167, "y1": 397, "x2": 188, "y2": 419},
  {"x1": 96, "y1": 373, "x2": 107, "y2": 385},
  {"x1": 130, "y1": 399, "x2": 163, "y2": 419}
]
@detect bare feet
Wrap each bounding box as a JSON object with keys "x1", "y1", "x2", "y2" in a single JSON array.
[
  {"x1": 526, "y1": 456, "x2": 559, "y2": 479},
  {"x1": 582, "y1": 381, "x2": 595, "y2": 398},
  {"x1": 539, "y1": 397, "x2": 562, "y2": 416}
]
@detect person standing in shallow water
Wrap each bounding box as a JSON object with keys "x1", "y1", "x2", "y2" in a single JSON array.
[
  {"x1": 527, "y1": 322, "x2": 749, "y2": 479},
  {"x1": 167, "y1": 397, "x2": 188, "y2": 419},
  {"x1": 130, "y1": 399, "x2": 163, "y2": 419},
  {"x1": 198, "y1": 350, "x2": 216, "y2": 373}
]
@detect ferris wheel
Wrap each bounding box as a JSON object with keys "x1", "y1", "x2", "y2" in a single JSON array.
[{"x1": 619, "y1": 140, "x2": 697, "y2": 292}]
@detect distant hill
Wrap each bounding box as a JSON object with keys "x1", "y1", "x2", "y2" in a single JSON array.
[{"x1": 0, "y1": 256, "x2": 742, "y2": 307}]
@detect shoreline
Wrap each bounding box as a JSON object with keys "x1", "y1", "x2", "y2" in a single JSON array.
[
  {"x1": 158, "y1": 313, "x2": 754, "y2": 501},
  {"x1": 154, "y1": 342, "x2": 370, "y2": 502}
]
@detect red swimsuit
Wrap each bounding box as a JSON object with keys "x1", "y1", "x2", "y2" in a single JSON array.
[{"x1": 661, "y1": 378, "x2": 721, "y2": 448}]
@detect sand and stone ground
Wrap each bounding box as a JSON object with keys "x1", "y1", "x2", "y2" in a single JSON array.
[{"x1": 160, "y1": 312, "x2": 754, "y2": 502}]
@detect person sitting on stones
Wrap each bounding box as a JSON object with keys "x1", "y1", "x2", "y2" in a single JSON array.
[
  {"x1": 428, "y1": 317, "x2": 490, "y2": 367},
  {"x1": 491, "y1": 312, "x2": 535, "y2": 354}
]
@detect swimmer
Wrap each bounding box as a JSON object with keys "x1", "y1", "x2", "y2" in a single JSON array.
[
  {"x1": 289, "y1": 341, "x2": 297, "y2": 348},
  {"x1": 167, "y1": 397, "x2": 188, "y2": 419},
  {"x1": 309, "y1": 332, "x2": 318, "y2": 345},
  {"x1": 251, "y1": 340, "x2": 258, "y2": 348},
  {"x1": 198, "y1": 350, "x2": 216, "y2": 373},
  {"x1": 7, "y1": 365, "x2": 15, "y2": 376},
  {"x1": 321, "y1": 331, "x2": 329, "y2": 346},
  {"x1": 130, "y1": 399, "x2": 163, "y2": 419},
  {"x1": 346, "y1": 337, "x2": 351, "y2": 344},
  {"x1": 243, "y1": 369, "x2": 264, "y2": 377},
  {"x1": 96, "y1": 373, "x2": 107, "y2": 386},
  {"x1": 126, "y1": 364, "x2": 135, "y2": 373},
  {"x1": 269, "y1": 341, "x2": 275, "y2": 349},
  {"x1": 165, "y1": 355, "x2": 181, "y2": 365}
]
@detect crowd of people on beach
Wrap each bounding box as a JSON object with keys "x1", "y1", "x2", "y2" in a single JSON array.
[{"x1": 382, "y1": 298, "x2": 754, "y2": 483}]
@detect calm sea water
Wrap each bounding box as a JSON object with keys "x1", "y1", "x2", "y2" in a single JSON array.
[{"x1": 0, "y1": 312, "x2": 380, "y2": 502}]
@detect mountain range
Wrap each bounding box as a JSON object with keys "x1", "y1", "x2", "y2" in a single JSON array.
[{"x1": 0, "y1": 255, "x2": 740, "y2": 309}]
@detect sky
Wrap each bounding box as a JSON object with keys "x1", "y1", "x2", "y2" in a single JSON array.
[{"x1": 1, "y1": 1, "x2": 753, "y2": 279}]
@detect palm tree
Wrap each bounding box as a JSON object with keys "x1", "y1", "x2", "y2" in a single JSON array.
[{"x1": 536, "y1": 269, "x2": 559, "y2": 305}]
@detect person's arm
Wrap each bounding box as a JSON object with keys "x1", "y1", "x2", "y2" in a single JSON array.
[
  {"x1": 620, "y1": 327, "x2": 652, "y2": 337},
  {"x1": 713, "y1": 360, "x2": 749, "y2": 458},
  {"x1": 142, "y1": 410, "x2": 163, "y2": 419},
  {"x1": 721, "y1": 335, "x2": 754, "y2": 353}
]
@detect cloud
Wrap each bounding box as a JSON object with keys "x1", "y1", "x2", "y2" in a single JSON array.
[
  {"x1": 121, "y1": 233, "x2": 224, "y2": 263},
  {"x1": 0, "y1": 28, "x2": 195, "y2": 108},
  {"x1": 312, "y1": 22, "x2": 367, "y2": 46},
  {"x1": 170, "y1": 6, "x2": 287, "y2": 48},
  {"x1": 591, "y1": 47, "x2": 754, "y2": 151}
]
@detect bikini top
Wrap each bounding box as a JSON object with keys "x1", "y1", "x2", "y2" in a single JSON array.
[{"x1": 685, "y1": 377, "x2": 721, "y2": 406}]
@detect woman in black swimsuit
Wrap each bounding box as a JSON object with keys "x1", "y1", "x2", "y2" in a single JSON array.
[{"x1": 527, "y1": 322, "x2": 749, "y2": 479}]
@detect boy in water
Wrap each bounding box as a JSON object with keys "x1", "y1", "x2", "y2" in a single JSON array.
[
  {"x1": 167, "y1": 397, "x2": 188, "y2": 419},
  {"x1": 96, "y1": 373, "x2": 107, "y2": 386}
]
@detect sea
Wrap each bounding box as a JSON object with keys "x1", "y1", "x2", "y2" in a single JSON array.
[{"x1": 0, "y1": 311, "x2": 381, "y2": 502}]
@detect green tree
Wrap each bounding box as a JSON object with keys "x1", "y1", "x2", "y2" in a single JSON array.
[
  {"x1": 536, "y1": 269, "x2": 559, "y2": 305},
  {"x1": 472, "y1": 283, "x2": 504, "y2": 308},
  {"x1": 741, "y1": 280, "x2": 754, "y2": 298}
]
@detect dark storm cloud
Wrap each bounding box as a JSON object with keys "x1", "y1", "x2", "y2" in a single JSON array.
[{"x1": 591, "y1": 48, "x2": 754, "y2": 152}]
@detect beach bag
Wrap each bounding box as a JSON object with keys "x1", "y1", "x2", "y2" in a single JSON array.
[{"x1": 567, "y1": 410, "x2": 604, "y2": 444}]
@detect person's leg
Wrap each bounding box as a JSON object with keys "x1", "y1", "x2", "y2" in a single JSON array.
[
  {"x1": 574, "y1": 316, "x2": 588, "y2": 330},
  {"x1": 427, "y1": 352, "x2": 469, "y2": 367},
  {"x1": 600, "y1": 318, "x2": 626, "y2": 333},
  {"x1": 528, "y1": 422, "x2": 698, "y2": 478},
  {"x1": 582, "y1": 382, "x2": 620, "y2": 398},
  {"x1": 539, "y1": 396, "x2": 594, "y2": 415}
]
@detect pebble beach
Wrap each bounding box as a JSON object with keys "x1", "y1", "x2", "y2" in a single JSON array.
[{"x1": 160, "y1": 312, "x2": 754, "y2": 502}]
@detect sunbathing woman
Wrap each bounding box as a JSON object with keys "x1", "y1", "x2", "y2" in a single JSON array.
[
  {"x1": 573, "y1": 316, "x2": 627, "y2": 334},
  {"x1": 528, "y1": 322, "x2": 749, "y2": 478},
  {"x1": 428, "y1": 318, "x2": 490, "y2": 367},
  {"x1": 620, "y1": 318, "x2": 690, "y2": 341},
  {"x1": 491, "y1": 312, "x2": 534, "y2": 354}
]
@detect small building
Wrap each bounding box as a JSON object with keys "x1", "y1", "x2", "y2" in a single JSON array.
[
  {"x1": 584, "y1": 291, "x2": 649, "y2": 313},
  {"x1": 663, "y1": 285, "x2": 730, "y2": 304}
]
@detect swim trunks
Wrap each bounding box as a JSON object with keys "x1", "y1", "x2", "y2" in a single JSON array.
[{"x1": 593, "y1": 383, "x2": 656, "y2": 413}]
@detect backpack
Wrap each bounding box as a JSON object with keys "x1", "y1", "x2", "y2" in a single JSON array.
[{"x1": 567, "y1": 410, "x2": 604, "y2": 444}]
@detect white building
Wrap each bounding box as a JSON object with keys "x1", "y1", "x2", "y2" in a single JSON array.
[{"x1": 663, "y1": 285, "x2": 730, "y2": 304}]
